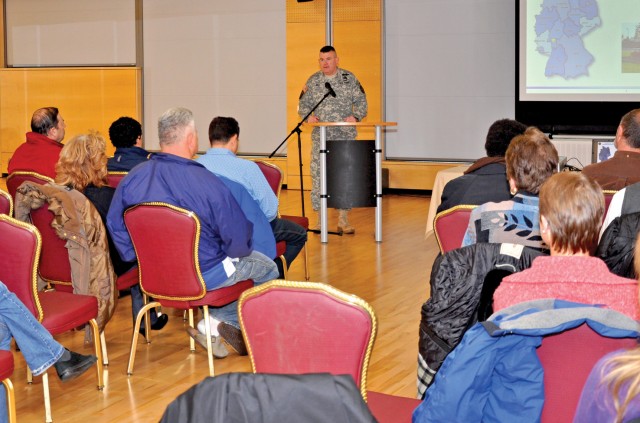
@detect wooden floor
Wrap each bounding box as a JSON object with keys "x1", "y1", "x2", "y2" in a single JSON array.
[{"x1": 1, "y1": 178, "x2": 439, "y2": 422}]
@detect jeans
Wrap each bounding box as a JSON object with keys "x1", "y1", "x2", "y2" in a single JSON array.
[
  {"x1": 0, "y1": 282, "x2": 64, "y2": 421},
  {"x1": 270, "y1": 218, "x2": 307, "y2": 277},
  {"x1": 202, "y1": 250, "x2": 278, "y2": 328}
]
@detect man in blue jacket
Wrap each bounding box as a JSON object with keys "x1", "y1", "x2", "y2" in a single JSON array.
[{"x1": 107, "y1": 107, "x2": 278, "y2": 356}]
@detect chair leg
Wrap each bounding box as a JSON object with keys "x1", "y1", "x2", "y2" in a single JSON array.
[
  {"x1": 141, "y1": 293, "x2": 151, "y2": 343},
  {"x1": 42, "y1": 372, "x2": 52, "y2": 423},
  {"x1": 188, "y1": 309, "x2": 196, "y2": 352},
  {"x1": 100, "y1": 331, "x2": 109, "y2": 366},
  {"x1": 127, "y1": 301, "x2": 161, "y2": 376},
  {"x1": 87, "y1": 319, "x2": 105, "y2": 390},
  {"x1": 202, "y1": 306, "x2": 215, "y2": 377},
  {"x1": 2, "y1": 378, "x2": 16, "y2": 423},
  {"x1": 303, "y1": 244, "x2": 310, "y2": 280}
]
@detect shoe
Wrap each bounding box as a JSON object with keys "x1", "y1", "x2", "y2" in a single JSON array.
[
  {"x1": 139, "y1": 313, "x2": 169, "y2": 335},
  {"x1": 186, "y1": 327, "x2": 228, "y2": 358},
  {"x1": 217, "y1": 322, "x2": 248, "y2": 356},
  {"x1": 54, "y1": 349, "x2": 97, "y2": 382},
  {"x1": 275, "y1": 257, "x2": 285, "y2": 279},
  {"x1": 338, "y1": 210, "x2": 355, "y2": 234}
]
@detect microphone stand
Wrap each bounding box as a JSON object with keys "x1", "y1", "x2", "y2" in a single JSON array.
[{"x1": 269, "y1": 89, "x2": 341, "y2": 236}]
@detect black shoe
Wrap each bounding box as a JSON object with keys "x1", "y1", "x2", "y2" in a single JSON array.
[
  {"x1": 54, "y1": 349, "x2": 97, "y2": 382},
  {"x1": 274, "y1": 257, "x2": 285, "y2": 279},
  {"x1": 139, "y1": 313, "x2": 169, "y2": 335},
  {"x1": 217, "y1": 322, "x2": 248, "y2": 356}
]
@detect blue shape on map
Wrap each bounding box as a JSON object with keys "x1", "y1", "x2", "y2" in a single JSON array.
[
  {"x1": 535, "y1": 0, "x2": 601, "y2": 79},
  {"x1": 599, "y1": 146, "x2": 611, "y2": 162}
]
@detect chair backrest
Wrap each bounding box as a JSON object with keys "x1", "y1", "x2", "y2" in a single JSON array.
[
  {"x1": 29, "y1": 203, "x2": 73, "y2": 288},
  {"x1": 433, "y1": 204, "x2": 476, "y2": 253},
  {"x1": 537, "y1": 323, "x2": 637, "y2": 422},
  {"x1": 6, "y1": 172, "x2": 54, "y2": 201},
  {"x1": 603, "y1": 190, "x2": 617, "y2": 217},
  {"x1": 107, "y1": 171, "x2": 128, "y2": 189},
  {"x1": 238, "y1": 280, "x2": 377, "y2": 399},
  {"x1": 0, "y1": 215, "x2": 44, "y2": 321},
  {"x1": 255, "y1": 161, "x2": 283, "y2": 198},
  {"x1": 124, "y1": 202, "x2": 207, "y2": 300},
  {"x1": 0, "y1": 189, "x2": 13, "y2": 216}
]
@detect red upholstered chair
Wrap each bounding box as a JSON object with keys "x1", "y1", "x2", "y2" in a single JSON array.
[
  {"x1": 255, "y1": 161, "x2": 310, "y2": 280},
  {"x1": 0, "y1": 189, "x2": 12, "y2": 216},
  {"x1": 123, "y1": 202, "x2": 253, "y2": 376},
  {"x1": 0, "y1": 350, "x2": 16, "y2": 423},
  {"x1": 28, "y1": 199, "x2": 136, "y2": 366},
  {"x1": 6, "y1": 171, "x2": 54, "y2": 202},
  {"x1": 603, "y1": 189, "x2": 617, "y2": 217},
  {"x1": 238, "y1": 280, "x2": 421, "y2": 423},
  {"x1": 433, "y1": 204, "x2": 476, "y2": 254},
  {"x1": 106, "y1": 171, "x2": 127, "y2": 189},
  {"x1": 0, "y1": 214, "x2": 104, "y2": 423},
  {"x1": 536, "y1": 323, "x2": 636, "y2": 422}
]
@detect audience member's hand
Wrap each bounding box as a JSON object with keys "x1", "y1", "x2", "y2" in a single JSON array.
[
  {"x1": 307, "y1": 116, "x2": 319, "y2": 123},
  {"x1": 344, "y1": 116, "x2": 357, "y2": 122}
]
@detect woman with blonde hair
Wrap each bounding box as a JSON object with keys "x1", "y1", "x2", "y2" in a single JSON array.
[
  {"x1": 55, "y1": 131, "x2": 168, "y2": 332},
  {"x1": 573, "y1": 239, "x2": 640, "y2": 423}
]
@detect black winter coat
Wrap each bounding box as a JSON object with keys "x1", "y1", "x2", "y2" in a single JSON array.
[{"x1": 417, "y1": 243, "x2": 545, "y2": 398}]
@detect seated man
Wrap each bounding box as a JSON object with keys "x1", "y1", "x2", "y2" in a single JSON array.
[
  {"x1": 196, "y1": 116, "x2": 307, "y2": 278},
  {"x1": 107, "y1": 107, "x2": 279, "y2": 355},
  {"x1": 582, "y1": 108, "x2": 640, "y2": 190},
  {"x1": 0, "y1": 281, "x2": 96, "y2": 420},
  {"x1": 437, "y1": 118, "x2": 527, "y2": 213},
  {"x1": 107, "y1": 116, "x2": 152, "y2": 171},
  {"x1": 493, "y1": 172, "x2": 639, "y2": 319},
  {"x1": 8, "y1": 107, "x2": 66, "y2": 178}
]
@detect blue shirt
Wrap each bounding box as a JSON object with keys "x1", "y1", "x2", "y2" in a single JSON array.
[
  {"x1": 196, "y1": 148, "x2": 279, "y2": 221},
  {"x1": 216, "y1": 175, "x2": 276, "y2": 260},
  {"x1": 106, "y1": 153, "x2": 254, "y2": 290},
  {"x1": 107, "y1": 146, "x2": 152, "y2": 172}
]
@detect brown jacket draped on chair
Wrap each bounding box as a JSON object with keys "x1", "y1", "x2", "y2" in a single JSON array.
[{"x1": 14, "y1": 182, "x2": 117, "y2": 332}]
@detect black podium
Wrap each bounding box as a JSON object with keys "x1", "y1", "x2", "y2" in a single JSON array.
[
  {"x1": 326, "y1": 140, "x2": 376, "y2": 209},
  {"x1": 310, "y1": 121, "x2": 397, "y2": 243}
]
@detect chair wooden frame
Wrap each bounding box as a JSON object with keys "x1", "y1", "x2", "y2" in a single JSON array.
[
  {"x1": 0, "y1": 189, "x2": 13, "y2": 216},
  {"x1": 433, "y1": 204, "x2": 476, "y2": 254},
  {"x1": 255, "y1": 160, "x2": 310, "y2": 280},
  {"x1": 238, "y1": 280, "x2": 377, "y2": 400},
  {"x1": 124, "y1": 202, "x2": 252, "y2": 377},
  {"x1": 0, "y1": 215, "x2": 104, "y2": 423}
]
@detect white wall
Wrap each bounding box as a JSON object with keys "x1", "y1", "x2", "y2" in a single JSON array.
[
  {"x1": 142, "y1": 0, "x2": 287, "y2": 154},
  {"x1": 5, "y1": 0, "x2": 136, "y2": 66},
  {"x1": 385, "y1": 0, "x2": 516, "y2": 161}
]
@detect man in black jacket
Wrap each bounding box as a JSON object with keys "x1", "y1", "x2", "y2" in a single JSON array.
[{"x1": 437, "y1": 119, "x2": 527, "y2": 213}]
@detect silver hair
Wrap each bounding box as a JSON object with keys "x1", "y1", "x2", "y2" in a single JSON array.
[{"x1": 158, "y1": 107, "x2": 194, "y2": 146}]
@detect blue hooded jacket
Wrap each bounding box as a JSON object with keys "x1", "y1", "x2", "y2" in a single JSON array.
[{"x1": 413, "y1": 299, "x2": 639, "y2": 423}]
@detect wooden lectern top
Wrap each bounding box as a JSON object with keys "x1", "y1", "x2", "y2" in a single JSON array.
[{"x1": 306, "y1": 121, "x2": 397, "y2": 127}]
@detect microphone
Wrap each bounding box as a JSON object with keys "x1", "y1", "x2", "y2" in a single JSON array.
[{"x1": 325, "y1": 82, "x2": 336, "y2": 98}]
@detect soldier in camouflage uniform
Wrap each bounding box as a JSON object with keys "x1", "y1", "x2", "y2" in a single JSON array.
[{"x1": 298, "y1": 45, "x2": 368, "y2": 234}]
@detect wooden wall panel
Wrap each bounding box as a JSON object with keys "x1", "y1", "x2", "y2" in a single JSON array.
[{"x1": 0, "y1": 68, "x2": 142, "y2": 174}]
